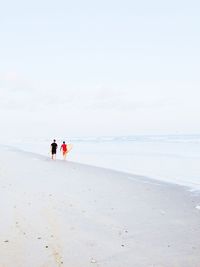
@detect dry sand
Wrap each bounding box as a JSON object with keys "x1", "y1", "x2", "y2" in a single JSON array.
[{"x1": 0, "y1": 146, "x2": 200, "y2": 267}]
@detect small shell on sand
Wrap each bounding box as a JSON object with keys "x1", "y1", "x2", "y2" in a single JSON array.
[{"x1": 90, "y1": 258, "x2": 97, "y2": 263}]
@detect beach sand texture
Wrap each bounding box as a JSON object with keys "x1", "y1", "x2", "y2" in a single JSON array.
[{"x1": 0, "y1": 146, "x2": 200, "y2": 267}]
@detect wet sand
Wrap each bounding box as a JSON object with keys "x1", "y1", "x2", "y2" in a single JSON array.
[{"x1": 0, "y1": 146, "x2": 200, "y2": 267}]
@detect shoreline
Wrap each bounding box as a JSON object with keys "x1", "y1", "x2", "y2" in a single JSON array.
[
  {"x1": 1, "y1": 145, "x2": 200, "y2": 192},
  {"x1": 4, "y1": 143, "x2": 200, "y2": 192},
  {"x1": 0, "y1": 146, "x2": 200, "y2": 266}
]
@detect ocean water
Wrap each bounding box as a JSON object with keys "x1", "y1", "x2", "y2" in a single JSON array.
[{"x1": 6, "y1": 135, "x2": 200, "y2": 190}]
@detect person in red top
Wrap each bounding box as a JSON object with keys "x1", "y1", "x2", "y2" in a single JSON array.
[{"x1": 60, "y1": 141, "x2": 67, "y2": 160}]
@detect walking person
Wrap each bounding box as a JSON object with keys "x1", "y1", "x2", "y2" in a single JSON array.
[
  {"x1": 50, "y1": 139, "x2": 58, "y2": 160},
  {"x1": 60, "y1": 141, "x2": 67, "y2": 160}
]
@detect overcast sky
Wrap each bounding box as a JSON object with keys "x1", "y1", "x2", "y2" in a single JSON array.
[{"x1": 0, "y1": 0, "x2": 199, "y2": 137}]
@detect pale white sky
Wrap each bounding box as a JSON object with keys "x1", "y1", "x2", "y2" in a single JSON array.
[{"x1": 0, "y1": 0, "x2": 199, "y2": 137}]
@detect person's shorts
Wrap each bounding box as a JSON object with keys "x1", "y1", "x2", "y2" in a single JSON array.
[
  {"x1": 51, "y1": 150, "x2": 56, "y2": 155},
  {"x1": 63, "y1": 150, "x2": 67, "y2": 155}
]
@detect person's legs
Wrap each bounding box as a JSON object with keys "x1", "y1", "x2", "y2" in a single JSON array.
[
  {"x1": 52, "y1": 152, "x2": 56, "y2": 160},
  {"x1": 63, "y1": 151, "x2": 67, "y2": 160}
]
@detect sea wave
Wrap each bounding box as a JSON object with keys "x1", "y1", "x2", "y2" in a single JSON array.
[{"x1": 67, "y1": 134, "x2": 200, "y2": 144}]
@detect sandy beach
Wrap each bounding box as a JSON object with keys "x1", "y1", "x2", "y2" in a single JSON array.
[{"x1": 0, "y1": 145, "x2": 200, "y2": 267}]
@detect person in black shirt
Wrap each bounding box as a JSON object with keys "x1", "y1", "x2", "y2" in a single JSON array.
[{"x1": 50, "y1": 139, "x2": 58, "y2": 160}]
